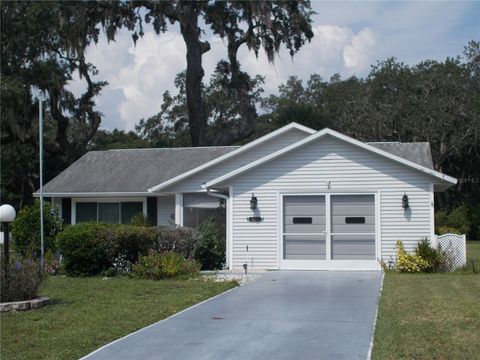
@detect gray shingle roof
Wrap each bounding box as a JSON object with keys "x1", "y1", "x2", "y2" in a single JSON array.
[
  {"x1": 41, "y1": 147, "x2": 238, "y2": 193},
  {"x1": 367, "y1": 142, "x2": 434, "y2": 169},
  {"x1": 40, "y1": 140, "x2": 434, "y2": 194}
]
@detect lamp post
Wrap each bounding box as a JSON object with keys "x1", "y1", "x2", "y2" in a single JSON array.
[{"x1": 0, "y1": 204, "x2": 16, "y2": 273}]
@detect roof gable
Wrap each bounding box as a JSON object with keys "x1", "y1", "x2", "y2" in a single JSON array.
[
  {"x1": 148, "y1": 122, "x2": 316, "y2": 192},
  {"x1": 203, "y1": 128, "x2": 456, "y2": 189}
]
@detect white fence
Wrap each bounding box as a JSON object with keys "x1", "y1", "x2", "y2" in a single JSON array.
[{"x1": 433, "y1": 233, "x2": 467, "y2": 271}]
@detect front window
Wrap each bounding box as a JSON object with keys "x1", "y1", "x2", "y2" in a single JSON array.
[
  {"x1": 75, "y1": 201, "x2": 143, "y2": 224},
  {"x1": 183, "y1": 193, "x2": 225, "y2": 230}
]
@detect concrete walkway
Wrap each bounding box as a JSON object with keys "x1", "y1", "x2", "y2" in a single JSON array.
[{"x1": 83, "y1": 271, "x2": 383, "y2": 360}]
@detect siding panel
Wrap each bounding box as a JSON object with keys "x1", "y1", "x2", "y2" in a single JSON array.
[{"x1": 228, "y1": 135, "x2": 433, "y2": 269}]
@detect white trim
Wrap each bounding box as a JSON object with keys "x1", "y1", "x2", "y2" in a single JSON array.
[
  {"x1": 34, "y1": 192, "x2": 154, "y2": 197},
  {"x1": 375, "y1": 191, "x2": 382, "y2": 262},
  {"x1": 228, "y1": 186, "x2": 234, "y2": 269},
  {"x1": 175, "y1": 193, "x2": 183, "y2": 226},
  {"x1": 71, "y1": 197, "x2": 147, "y2": 225},
  {"x1": 203, "y1": 128, "x2": 457, "y2": 188},
  {"x1": 278, "y1": 192, "x2": 380, "y2": 270},
  {"x1": 325, "y1": 194, "x2": 331, "y2": 261},
  {"x1": 429, "y1": 183, "x2": 435, "y2": 245},
  {"x1": 148, "y1": 123, "x2": 316, "y2": 192}
]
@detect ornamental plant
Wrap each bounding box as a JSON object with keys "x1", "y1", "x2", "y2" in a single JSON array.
[
  {"x1": 0, "y1": 258, "x2": 46, "y2": 302},
  {"x1": 12, "y1": 200, "x2": 63, "y2": 257},
  {"x1": 132, "y1": 251, "x2": 201, "y2": 280},
  {"x1": 395, "y1": 240, "x2": 429, "y2": 273}
]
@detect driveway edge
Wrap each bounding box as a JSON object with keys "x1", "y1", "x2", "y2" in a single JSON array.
[
  {"x1": 79, "y1": 284, "x2": 240, "y2": 360},
  {"x1": 367, "y1": 272, "x2": 385, "y2": 360}
]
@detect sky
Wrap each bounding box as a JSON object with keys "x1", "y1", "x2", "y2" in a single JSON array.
[{"x1": 68, "y1": 1, "x2": 480, "y2": 131}]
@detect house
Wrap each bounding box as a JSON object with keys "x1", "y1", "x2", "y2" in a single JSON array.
[{"x1": 35, "y1": 123, "x2": 457, "y2": 270}]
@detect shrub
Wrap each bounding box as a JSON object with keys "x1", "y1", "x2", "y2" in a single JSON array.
[
  {"x1": 43, "y1": 249, "x2": 62, "y2": 275},
  {"x1": 11, "y1": 200, "x2": 63, "y2": 257},
  {"x1": 132, "y1": 251, "x2": 201, "y2": 280},
  {"x1": 1, "y1": 258, "x2": 46, "y2": 302},
  {"x1": 56, "y1": 222, "x2": 156, "y2": 276},
  {"x1": 395, "y1": 240, "x2": 429, "y2": 272},
  {"x1": 129, "y1": 214, "x2": 152, "y2": 227},
  {"x1": 193, "y1": 216, "x2": 225, "y2": 270},
  {"x1": 153, "y1": 225, "x2": 201, "y2": 257},
  {"x1": 415, "y1": 238, "x2": 443, "y2": 272},
  {"x1": 56, "y1": 222, "x2": 111, "y2": 276},
  {"x1": 435, "y1": 205, "x2": 470, "y2": 236},
  {"x1": 468, "y1": 204, "x2": 480, "y2": 240},
  {"x1": 435, "y1": 226, "x2": 461, "y2": 235}
]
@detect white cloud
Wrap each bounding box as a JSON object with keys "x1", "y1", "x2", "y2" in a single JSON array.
[
  {"x1": 343, "y1": 28, "x2": 377, "y2": 73},
  {"x1": 66, "y1": 1, "x2": 476, "y2": 131}
]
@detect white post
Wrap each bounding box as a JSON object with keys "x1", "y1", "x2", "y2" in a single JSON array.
[
  {"x1": 39, "y1": 93, "x2": 45, "y2": 264},
  {"x1": 175, "y1": 193, "x2": 183, "y2": 226},
  {"x1": 462, "y1": 234, "x2": 467, "y2": 267}
]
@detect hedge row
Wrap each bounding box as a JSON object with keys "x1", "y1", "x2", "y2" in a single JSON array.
[{"x1": 56, "y1": 221, "x2": 223, "y2": 276}]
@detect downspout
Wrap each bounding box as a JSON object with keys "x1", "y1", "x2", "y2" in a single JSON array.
[{"x1": 206, "y1": 188, "x2": 230, "y2": 269}]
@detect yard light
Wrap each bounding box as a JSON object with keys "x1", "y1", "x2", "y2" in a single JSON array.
[
  {"x1": 250, "y1": 193, "x2": 258, "y2": 211},
  {"x1": 402, "y1": 193, "x2": 409, "y2": 209},
  {"x1": 0, "y1": 204, "x2": 17, "y2": 273}
]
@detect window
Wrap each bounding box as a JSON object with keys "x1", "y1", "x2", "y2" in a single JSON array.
[
  {"x1": 293, "y1": 217, "x2": 313, "y2": 224},
  {"x1": 76, "y1": 203, "x2": 97, "y2": 222},
  {"x1": 99, "y1": 203, "x2": 120, "y2": 223},
  {"x1": 345, "y1": 217, "x2": 366, "y2": 224},
  {"x1": 121, "y1": 202, "x2": 143, "y2": 224},
  {"x1": 75, "y1": 201, "x2": 143, "y2": 224},
  {"x1": 183, "y1": 193, "x2": 225, "y2": 230}
]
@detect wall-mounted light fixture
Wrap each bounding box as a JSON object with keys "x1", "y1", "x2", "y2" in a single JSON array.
[
  {"x1": 402, "y1": 193, "x2": 409, "y2": 209},
  {"x1": 250, "y1": 193, "x2": 258, "y2": 210}
]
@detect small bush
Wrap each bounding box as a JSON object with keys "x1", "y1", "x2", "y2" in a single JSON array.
[
  {"x1": 56, "y1": 222, "x2": 111, "y2": 276},
  {"x1": 56, "y1": 222, "x2": 156, "y2": 276},
  {"x1": 43, "y1": 249, "x2": 62, "y2": 275},
  {"x1": 1, "y1": 258, "x2": 46, "y2": 302},
  {"x1": 435, "y1": 205, "x2": 470, "y2": 236},
  {"x1": 129, "y1": 214, "x2": 152, "y2": 227},
  {"x1": 435, "y1": 226, "x2": 461, "y2": 235},
  {"x1": 194, "y1": 216, "x2": 225, "y2": 270},
  {"x1": 415, "y1": 238, "x2": 443, "y2": 272},
  {"x1": 132, "y1": 251, "x2": 201, "y2": 280},
  {"x1": 153, "y1": 225, "x2": 201, "y2": 257},
  {"x1": 12, "y1": 200, "x2": 63, "y2": 257},
  {"x1": 395, "y1": 240, "x2": 429, "y2": 272}
]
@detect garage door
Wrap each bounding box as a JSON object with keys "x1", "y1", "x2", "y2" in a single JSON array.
[
  {"x1": 283, "y1": 196, "x2": 326, "y2": 260},
  {"x1": 330, "y1": 195, "x2": 376, "y2": 260},
  {"x1": 281, "y1": 194, "x2": 377, "y2": 269}
]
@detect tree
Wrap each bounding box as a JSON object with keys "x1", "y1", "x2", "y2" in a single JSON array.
[
  {"x1": 135, "y1": 68, "x2": 265, "y2": 146},
  {"x1": 205, "y1": 1, "x2": 314, "y2": 145},
  {"x1": 1, "y1": 1, "x2": 108, "y2": 208},
  {"x1": 108, "y1": 1, "x2": 313, "y2": 146}
]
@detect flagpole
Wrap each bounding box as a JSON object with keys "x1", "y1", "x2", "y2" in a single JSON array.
[{"x1": 39, "y1": 92, "x2": 44, "y2": 265}]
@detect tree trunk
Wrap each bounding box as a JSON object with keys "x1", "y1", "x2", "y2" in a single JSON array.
[
  {"x1": 179, "y1": 5, "x2": 210, "y2": 146},
  {"x1": 211, "y1": 37, "x2": 257, "y2": 146}
]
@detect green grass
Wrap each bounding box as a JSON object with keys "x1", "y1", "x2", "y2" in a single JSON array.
[
  {"x1": 0, "y1": 276, "x2": 236, "y2": 360},
  {"x1": 372, "y1": 241, "x2": 480, "y2": 360}
]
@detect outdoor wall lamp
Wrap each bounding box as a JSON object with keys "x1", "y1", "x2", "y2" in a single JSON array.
[
  {"x1": 402, "y1": 193, "x2": 409, "y2": 209},
  {"x1": 250, "y1": 193, "x2": 258, "y2": 210}
]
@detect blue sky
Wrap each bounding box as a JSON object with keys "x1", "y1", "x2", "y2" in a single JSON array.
[{"x1": 69, "y1": 1, "x2": 480, "y2": 131}]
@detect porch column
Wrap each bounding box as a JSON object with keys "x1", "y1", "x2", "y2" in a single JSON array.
[{"x1": 175, "y1": 193, "x2": 183, "y2": 226}]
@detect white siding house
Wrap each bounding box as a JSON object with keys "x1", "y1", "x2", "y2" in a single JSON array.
[{"x1": 36, "y1": 123, "x2": 456, "y2": 271}]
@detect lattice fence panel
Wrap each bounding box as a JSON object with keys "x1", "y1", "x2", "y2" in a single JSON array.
[{"x1": 434, "y1": 234, "x2": 467, "y2": 271}]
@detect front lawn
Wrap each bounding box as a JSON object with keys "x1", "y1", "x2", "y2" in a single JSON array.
[
  {"x1": 372, "y1": 241, "x2": 480, "y2": 359},
  {"x1": 1, "y1": 276, "x2": 236, "y2": 360}
]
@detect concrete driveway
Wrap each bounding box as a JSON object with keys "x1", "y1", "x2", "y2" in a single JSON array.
[{"x1": 83, "y1": 271, "x2": 383, "y2": 360}]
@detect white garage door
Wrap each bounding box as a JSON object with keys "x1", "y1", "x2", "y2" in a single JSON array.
[{"x1": 282, "y1": 194, "x2": 377, "y2": 270}]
